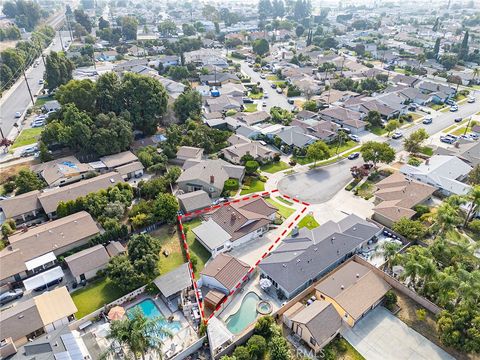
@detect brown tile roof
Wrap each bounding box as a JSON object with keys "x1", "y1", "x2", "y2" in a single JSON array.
[
  {"x1": 201, "y1": 253, "x2": 250, "y2": 291},
  {"x1": 315, "y1": 261, "x2": 391, "y2": 321},
  {"x1": 0, "y1": 190, "x2": 41, "y2": 218},
  {"x1": 65, "y1": 244, "x2": 110, "y2": 278},
  {"x1": 0, "y1": 212, "x2": 99, "y2": 281}
]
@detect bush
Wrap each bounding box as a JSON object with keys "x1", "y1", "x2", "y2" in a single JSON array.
[
  {"x1": 289, "y1": 159, "x2": 297, "y2": 166},
  {"x1": 408, "y1": 157, "x2": 421, "y2": 166},
  {"x1": 413, "y1": 204, "x2": 430, "y2": 216},
  {"x1": 225, "y1": 109, "x2": 237, "y2": 116},
  {"x1": 190, "y1": 254, "x2": 198, "y2": 272},
  {"x1": 1, "y1": 219, "x2": 16, "y2": 237},
  {"x1": 468, "y1": 219, "x2": 480, "y2": 233},
  {"x1": 3, "y1": 181, "x2": 15, "y2": 194},
  {"x1": 416, "y1": 308, "x2": 427, "y2": 321},
  {"x1": 384, "y1": 290, "x2": 397, "y2": 310},
  {"x1": 245, "y1": 160, "x2": 260, "y2": 174},
  {"x1": 224, "y1": 178, "x2": 240, "y2": 191},
  {"x1": 231, "y1": 51, "x2": 246, "y2": 59}
]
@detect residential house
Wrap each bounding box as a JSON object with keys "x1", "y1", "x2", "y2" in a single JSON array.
[
  {"x1": 42, "y1": 100, "x2": 61, "y2": 112},
  {"x1": 220, "y1": 83, "x2": 247, "y2": 97},
  {"x1": 417, "y1": 81, "x2": 456, "y2": 98},
  {"x1": 177, "y1": 190, "x2": 212, "y2": 213},
  {"x1": 259, "y1": 214, "x2": 381, "y2": 299},
  {"x1": 205, "y1": 95, "x2": 242, "y2": 113},
  {"x1": 184, "y1": 49, "x2": 229, "y2": 68},
  {"x1": 0, "y1": 212, "x2": 99, "y2": 285},
  {"x1": 200, "y1": 73, "x2": 240, "y2": 86},
  {"x1": 153, "y1": 263, "x2": 192, "y2": 302},
  {"x1": 192, "y1": 198, "x2": 276, "y2": 257},
  {"x1": 0, "y1": 190, "x2": 42, "y2": 225},
  {"x1": 65, "y1": 244, "x2": 111, "y2": 283},
  {"x1": 291, "y1": 118, "x2": 339, "y2": 143},
  {"x1": 319, "y1": 107, "x2": 367, "y2": 134},
  {"x1": 32, "y1": 156, "x2": 94, "y2": 188},
  {"x1": 436, "y1": 141, "x2": 480, "y2": 167},
  {"x1": 234, "y1": 111, "x2": 270, "y2": 126},
  {"x1": 100, "y1": 151, "x2": 139, "y2": 171},
  {"x1": 0, "y1": 287, "x2": 77, "y2": 351},
  {"x1": 391, "y1": 74, "x2": 421, "y2": 87},
  {"x1": 295, "y1": 110, "x2": 318, "y2": 121},
  {"x1": 354, "y1": 99, "x2": 401, "y2": 119},
  {"x1": 177, "y1": 159, "x2": 245, "y2": 198},
  {"x1": 314, "y1": 260, "x2": 391, "y2": 326},
  {"x1": 282, "y1": 300, "x2": 342, "y2": 353},
  {"x1": 176, "y1": 146, "x2": 204, "y2": 164},
  {"x1": 372, "y1": 172, "x2": 436, "y2": 227},
  {"x1": 198, "y1": 253, "x2": 250, "y2": 311},
  {"x1": 222, "y1": 140, "x2": 278, "y2": 165},
  {"x1": 292, "y1": 77, "x2": 323, "y2": 96},
  {"x1": 401, "y1": 155, "x2": 472, "y2": 196},
  {"x1": 115, "y1": 161, "x2": 145, "y2": 180},
  {"x1": 398, "y1": 87, "x2": 433, "y2": 105},
  {"x1": 95, "y1": 50, "x2": 118, "y2": 61},
  {"x1": 157, "y1": 76, "x2": 186, "y2": 101},
  {"x1": 274, "y1": 126, "x2": 317, "y2": 150},
  {"x1": 314, "y1": 90, "x2": 356, "y2": 105}
]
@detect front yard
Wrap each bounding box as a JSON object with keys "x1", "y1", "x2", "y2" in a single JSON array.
[
  {"x1": 260, "y1": 161, "x2": 290, "y2": 174},
  {"x1": 240, "y1": 176, "x2": 265, "y2": 195},
  {"x1": 71, "y1": 278, "x2": 128, "y2": 319},
  {"x1": 265, "y1": 197, "x2": 295, "y2": 219},
  {"x1": 297, "y1": 214, "x2": 319, "y2": 230},
  {"x1": 11, "y1": 127, "x2": 43, "y2": 149},
  {"x1": 354, "y1": 181, "x2": 375, "y2": 200},
  {"x1": 243, "y1": 103, "x2": 258, "y2": 112}
]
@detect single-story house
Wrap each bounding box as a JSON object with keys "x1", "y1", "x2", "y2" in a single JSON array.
[
  {"x1": 0, "y1": 287, "x2": 77, "y2": 347},
  {"x1": 115, "y1": 161, "x2": 144, "y2": 180},
  {"x1": 314, "y1": 260, "x2": 391, "y2": 327},
  {"x1": 157, "y1": 76, "x2": 186, "y2": 101},
  {"x1": 283, "y1": 300, "x2": 342, "y2": 353},
  {"x1": 192, "y1": 197, "x2": 276, "y2": 257},
  {"x1": 398, "y1": 87, "x2": 433, "y2": 105},
  {"x1": 291, "y1": 118, "x2": 339, "y2": 143},
  {"x1": 221, "y1": 141, "x2": 278, "y2": 165},
  {"x1": 319, "y1": 107, "x2": 367, "y2": 134},
  {"x1": 65, "y1": 244, "x2": 111, "y2": 283},
  {"x1": 153, "y1": 263, "x2": 192, "y2": 302},
  {"x1": 42, "y1": 100, "x2": 61, "y2": 112},
  {"x1": 234, "y1": 111, "x2": 270, "y2": 126},
  {"x1": 401, "y1": 155, "x2": 472, "y2": 196},
  {"x1": 176, "y1": 146, "x2": 204, "y2": 164},
  {"x1": 417, "y1": 81, "x2": 455, "y2": 97},
  {"x1": 0, "y1": 190, "x2": 42, "y2": 225},
  {"x1": 274, "y1": 126, "x2": 317, "y2": 150},
  {"x1": 372, "y1": 172, "x2": 436, "y2": 228},
  {"x1": 205, "y1": 95, "x2": 242, "y2": 113},
  {"x1": 0, "y1": 211, "x2": 99, "y2": 285},
  {"x1": 32, "y1": 156, "x2": 94, "y2": 188},
  {"x1": 200, "y1": 73, "x2": 240, "y2": 86},
  {"x1": 391, "y1": 74, "x2": 421, "y2": 87},
  {"x1": 177, "y1": 190, "x2": 212, "y2": 213},
  {"x1": 259, "y1": 214, "x2": 381, "y2": 299},
  {"x1": 177, "y1": 159, "x2": 245, "y2": 198},
  {"x1": 436, "y1": 141, "x2": 480, "y2": 168},
  {"x1": 100, "y1": 151, "x2": 139, "y2": 171}
]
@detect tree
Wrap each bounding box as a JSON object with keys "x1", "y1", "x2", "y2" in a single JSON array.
[
  {"x1": 392, "y1": 218, "x2": 427, "y2": 241},
  {"x1": 302, "y1": 100, "x2": 317, "y2": 112},
  {"x1": 245, "y1": 160, "x2": 260, "y2": 174},
  {"x1": 157, "y1": 19, "x2": 177, "y2": 37},
  {"x1": 464, "y1": 185, "x2": 480, "y2": 227},
  {"x1": 106, "y1": 308, "x2": 170, "y2": 360},
  {"x1": 459, "y1": 30, "x2": 469, "y2": 60},
  {"x1": 15, "y1": 169, "x2": 45, "y2": 194},
  {"x1": 119, "y1": 16, "x2": 139, "y2": 40},
  {"x1": 1, "y1": 218, "x2": 16, "y2": 237},
  {"x1": 306, "y1": 141, "x2": 330, "y2": 166},
  {"x1": 359, "y1": 141, "x2": 395, "y2": 169},
  {"x1": 433, "y1": 37, "x2": 441, "y2": 59},
  {"x1": 403, "y1": 128, "x2": 429, "y2": 154},
  {"x1": 293, "y1": 0, "x2": 311, "y2": 21},
  {"x1": 95, "y1": 72, "x2": 121, "y2": 114},
  {"x1": 254, "y1": 316, "x2": 275, "y2": 339},
  {"x1": 127, "y1": 233, "x2": 162, "y2": 281},
  {"x1": 365, "y1": 110, "x2": 383, "y2": 128},
  {"x1": 269, "y1": 335, "x2": 291, "y2": 360},
  {"x1": 258, "y1": 0, "x2": 272, "y2": 18},
  {"x1": 469, "y1": 165, "x2": 480, "y2": 185},
  {"x1": 56, "y1": 79, "x2": 96, "y2": 112},
  {"x1": 173, "y1": 89, "x2": 202, "y2": 122},
  {"x1": 98, "y1": 16, "x2": 109, "y2": 30},
  {"x1": 152, "y1": 193, "x2": 179, "y2": 224},
  {"x1": 182, "y1": 23, "x2": 196, "y2": 36},
  {"x1": 74, "y1": 9, "x2": 92, "y2": 33},
  {"x1": 295, "y1": 24, "x2": 305, "y2": 37},
  {"x1": 2, "y1": 0, "x2": 43, "y2": 31},
  {"x1": 383, "y1": 241, "x2": 401, "y2": 270},
  {"x1": 106, "y1": 255, "x2": 143, "y2": 291},
  {"x1": 385, "y1": 119, "x2": 400, "y2": 136},
  {"x1": 44, "y1": 51, "x2": 74, "y2": 91},
  {"x1": 233, "y1": 346, "x2": 250, "y2": 360},
  {"x1": 435, "y1": 201, "x2": 463, "y2": 235},
  {"x1": 272, "y1": 0, "x2": 285, "y2": 17},
  {"x1": 252, "y1": 39, "x2": 269, "y2": 56},
  {"x1": 247, "y1": 335, "x2": 267, "y2": 359},
  {"x1": 167, "y1": 66, "x2": 190, "y2": 81}
]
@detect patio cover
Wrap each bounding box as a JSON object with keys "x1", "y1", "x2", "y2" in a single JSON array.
[
  {"x1": 153, "y1": 263, "x2": 192, "y2": 298},
  {"x1": 25, "y1": 252, "x2": 57, "y2": 271},
  {"x1": 207, "y1": 316, "x2": 234, "y2": 353},
  {"x1": 23, "y1": 266, "x2": 64, "y2": 291},
  {"x1": 191, "y1": 219, "x2": 231, "y2": 251}
]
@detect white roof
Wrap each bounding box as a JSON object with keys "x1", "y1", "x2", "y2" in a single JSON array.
[
  {"x1": 207, "y1": 316, "x2": 234, "y2": 352},
  {"x1": 23, "y1": 266, "x2": 64, "y2": 291},
  {"x1": 191, "y1": 219, "x2": 231, "y2": 251},
  {"x1": 25, "y1": 252, "x2": 56, "y2": 271}
]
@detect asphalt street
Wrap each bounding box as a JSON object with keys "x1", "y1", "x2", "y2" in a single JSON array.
[{"x1": 0, "y1": 28, "x2": 71, "y2": 139}]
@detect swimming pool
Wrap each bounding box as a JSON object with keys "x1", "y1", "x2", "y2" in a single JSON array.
[
  {"x1": 225, "y1": 292, "x2": 261, "y2": 334},
  {"x1": 127, "y1": 299, "x2": 182, "y2": 336}
]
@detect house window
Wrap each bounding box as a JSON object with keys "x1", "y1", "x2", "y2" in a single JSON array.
[
  {"x1": 217, "y1": 245, "x2": 224, "y2": 251},
  {"x1": 310, "y1": 337, "x2": 317, "y2": 345},
  {"x1": 320, "y1": 294, "x2": 325, "y2": 300}
]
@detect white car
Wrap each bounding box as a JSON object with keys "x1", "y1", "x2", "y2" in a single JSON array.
[
  {"x1": 349, "y1": 134, "x2": 360, "y2": 142},
  {"x1": 468, "y1": 97, "x2": 476, "y2": 103},
  {"x1": 14, "y1": 111, "x2": 21, "y2": 118},
  {"x1": 31, "y1": 120, "x2": 45, "y2": 128},
  {"x1": 392, "y1": 132, "x2": 403, "y2": 139},
  {"x1": 262, "y1": 101, "x2": 267, "y2": 107}
]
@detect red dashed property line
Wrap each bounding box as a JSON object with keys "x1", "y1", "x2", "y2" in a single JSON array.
[{"x1": 177, "y1": 190, "x2": 309, "y2": 325}]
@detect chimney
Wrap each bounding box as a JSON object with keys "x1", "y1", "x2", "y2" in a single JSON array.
[
  {"x1": 356, "y1": 273, "x2": 360, "y2": 278},
  {"x1": 341, "y1": 285, "x2": 344, "y2": 290},
  {"x1": 210, "y1": 175, "x2": 215, "y2": 184}
]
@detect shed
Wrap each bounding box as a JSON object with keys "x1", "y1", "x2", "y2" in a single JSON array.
[{"x1": 153, "y1": 263, "x2": 192, "y2": 300}]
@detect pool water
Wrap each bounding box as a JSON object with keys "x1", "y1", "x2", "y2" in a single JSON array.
[
  {"x1": 127, "y1": 299, "x2": 182, "y2": 337},
  {"x1": 226, "y1": 292, "x2": 261, "y2": 334}
]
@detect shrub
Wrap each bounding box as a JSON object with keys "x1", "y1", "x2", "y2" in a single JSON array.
[
  {"x1": 245, "y1": 160, "x2": 260, "y2": 174},
  {"x1": 468, "y1": 219, "x2": 480, "y2": 233},
  {"x1": 1, "y1": 220, "x2": 15, "y2": 237},
  {"x1": 413, "y1": 204, "x2": 430, "y2": 216},
  {"x1": 247, "y1": 335, "x2": 267, "y2": 358},
  {"x1": 225, "y1": 109, "x2": 237, "y2": 116},
  {"x1": 273, "y1": 153, "x2": 281, "y2": 162},
  {"x1": 3, "y1": 181, "x2": 15, "y2": 194},
  {"x1": 224, "y1": 178, "x2": 240, "y2": 191},
  {"x1": 416, "y1": 308, "x2": 427, "y2": 321},
  {"x1": 408, "y1": 157, "x2": 421, "y2": 166},
  {"x1": 289, "y1": 159, "x2": 297, "y2": 166},
  {"x1": 384, "y1": 290, "x2": 397, "y2": 310},
  {"x1": 190, "y1": 254, "x2": 198, "y2": 272}
]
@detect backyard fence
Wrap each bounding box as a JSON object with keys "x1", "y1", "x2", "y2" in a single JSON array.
[{"x1": 170, "y1": 336, "x2": 206, "y2": 360}]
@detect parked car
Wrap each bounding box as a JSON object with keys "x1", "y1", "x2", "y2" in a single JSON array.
[
  {"x1": 423, "y1": 117, "x2": 433, "y2": 125},
  {"x1": 20, "y1": 145, "x2": 39, "y2": 157},
  {"x1": 349, "y1": 134, "x2": 360, "y2": 142},
  {"x1": 392, "y1": 132, "x2": 403, "y2": 139},
  {"x1": 287, "y1": 99, "x2": 294, "y2": 104},
  {"x1": 468, "y1": 97, "x2": 476, "y2": 103},
  {"x1": 0, "y1": 289, "x2": 24, "y2": 305},
  {"x1": 440, "y1": 136, "x2": 455, "y2": 144},
  {"x1": 338, "y1": 127, "x2": 351, "y2": 134},
  {"x1": 38, "y1": 79, "x2": 44, "y2": 85},
  {"x1": 469, "y1": 133, "x2": 479, "y2": 140},
  {"x1": 212, "y1": 197, "x2": 229, "y2": 205},
  {"x1": 271, "y1": 83, "x2": 277, "y2": 89},
  {"x1": 242, "y1": 97, "x2": 254, "y2": 103},
  {"x1": 445, "y1": 99, "x2": 456, "y2": 106},
  {"x1": 263, "y1": 92, "x2": 269, "y2": 98},
  {"x1": 31, "y1": 120, "x2": 45, "y2": 128},
  {"x1": 454, "y1": 117, "x2": 462, "y2": 123},
  {"x1": 262, "y1": 101, "x2": 267, "y2": 107},
  {"x1": 260, "y1": 74, "x2": 266, "y2": 79},
  {"x1": 276, "y1": 87, "x2": 283, "y2": 94},
  {"x1": 450, "y1": 105, "x2": 458, "y2": 112},
  {"x1": 14, "y1": 111, "x2": 21, "y2": 118},
  {"x1": 348, "y1": 152, "x2": 360, "y2": 160}
]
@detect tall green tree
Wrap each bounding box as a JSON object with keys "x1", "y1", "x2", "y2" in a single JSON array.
[
  {"x1": 56, "y1": 79, "x2": 97, "y2": 113},
  {"x1": 360, "y1": 141, "x2": 395, "y2": 168},
  {"x1": 120, "y1": 16, "x2": 139, "y2": 40},
  {"x1": 306, "y1": 141, "x2": 330, "y2": 166},
  {"x1": 173, "y1": 89, "x2": 202, "y2": 122},
  {"x1": 433, "y1": 37, "x2": 441, "y2": 59},
  {"x1": 403, "y1": 128, "x2": 429, "y2": 154},
  {"x1": 258, "y1": 0, "x2": 272, "y2": 19},
  {"x1": 44, "y1": 51, "x2": 74, "y2": 91},
  {"x1": 74, "y1": 9, "x2": 92, "y2": 33},
  {"x1": 15, "y1": 169, "x2": 46, "y2": 194},
  {"x1": 365, "y1": 110, "x2": 382, "y2": 128},
  {"x1": 252, "y1": 38, "x2": 270, "y2": 56},
  {"x1": 459, "y1": 30, "x2": 469, "y2": 60}
]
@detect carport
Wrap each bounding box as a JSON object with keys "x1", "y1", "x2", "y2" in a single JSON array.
[{"x1": 23, "y1": 266, "x2": 64, "y2": 291}]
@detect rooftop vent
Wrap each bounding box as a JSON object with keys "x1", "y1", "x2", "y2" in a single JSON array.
[{"x1": 356, "y1": 273, "x2": 360, "y2": 278}]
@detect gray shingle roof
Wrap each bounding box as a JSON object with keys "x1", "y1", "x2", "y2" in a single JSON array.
[
  {"x1": 153, "y1": 263, "x2": 192, "y2": 298},
  {"x1": 177, "y1": 190, "x2": 212, "y2": 212}
]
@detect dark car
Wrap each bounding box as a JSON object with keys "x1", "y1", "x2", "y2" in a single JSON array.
[
  {"x1": 454, "y1": 117, "x2": 462, "y2": 123},
  {"x1": 242, "y1": 97, "x2": 254, "y2": 104},
  {"x1": 287, "y1": 99, "x2": 294, "y2": 104},
  {"x1": 0, "y1": 289, "x2": 24, "y2": 305},
  {"x1": 271, "y1": 83, "x2": 277, "y2": 89},
  {"x1": 348, "y1": 152, "x2": 360, "y2": 160}
]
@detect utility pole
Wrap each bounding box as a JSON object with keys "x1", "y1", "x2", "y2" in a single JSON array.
[
  {"x1": 464, "y1": 117, "x2": 472, "y2": 136},
  {"x1": 23, "y1": 68, "x2": 35, "y2": 104}
]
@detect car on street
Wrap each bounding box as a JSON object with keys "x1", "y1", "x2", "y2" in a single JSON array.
[
  {"x1": 348, "y1": 152, "x2": 360, "y2": 160},
  {"x1": 212, "y1": 197, "x2": 229, "y2": 205},
  {"x1": 276, "y1": 87, "x2": 283, "y2": 94},
  {"x1": 423, "y1": 117, "x2": 433, "y2": 124},
  {"x1": 271, "y1": 83, "x2": 277, "y2": 89},
  {"x1": 262, "y1": 101, "x2": 267, "y2": 107},
  {"x1": 242, "y1": 97, "x2": 254, "y2": 103},
  {"x1": 470, "y1": 133, "x2": 479, "y2": 140},
  {"x1": 248, "y1": 63, "x2": 253, "y2": 68},
  {"x1": 349, "y1": 134, "x2": 360, "y2": 142},
  {"x1": 14, "y1": 111, "x2": 21, "y2": 118},
  {"x1": 20, "y1": 145, "x2": 39, "y2": 157},
  {"x1": 287, "y1": 99, "x2": 294, "y2": 104},
  {"x1": 468, "y1": 96, "x2": 476, "y2": 103},
  {"x1": 263, "y1": 92, "x2": 269, "y2": 98},
  {"x1": 440, "y1": 135, "x2": 456, "y2": 144},
  {"x1": 445, "y1": 99, "x2": 456, "y2": 106},
  {"x1": 260, "y1": 74, "x2": 266, "y2": 79},
  {"x1": 450, "y1": 105, "x2": 458, "y2": 112},
  {"x1": 38, "y1": 79, "x2": 44, "y2": 85},
  {"x1": 392, "y1": 132, "x2": 403, "y2": 139},
  {"x1": 0, "y1": 289, "x2": 24, "y2": 305},
  {"x1": 408, "y1": 103, "x2": 418, "y2": 111},
  {"x1": 454, "y1": 117, "x2": 462, "y2": 123}
]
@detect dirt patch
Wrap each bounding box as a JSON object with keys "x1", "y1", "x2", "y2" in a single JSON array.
[
  {"x1": 394, "y1": 290, "x2": 474, "y2": 360},
  {"x1": 0, "y1": 161, "x2": 35, "y2": 183}
]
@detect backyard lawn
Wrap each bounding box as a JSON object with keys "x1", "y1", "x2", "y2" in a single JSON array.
[
  {"x1": 297, "y1": 214, "x2": 319, "y2": 230},
  {"x1": 11, "y1": 127, "x2": 43, "y2": 149},
  {"x1": 260, "y1": 161, "x2": 290, "y2": 173},
  {"x1": 244, "y1": 103, "x2": 257, "y2": 112},
  {"x1": 265, "y1": 197, "x2": 295, "y2": 219},
  {"x1": 184, "y1": 218, "x2": 210, "y2": 277},
  {"x1": 150, "y1": 225, "x2": 185, "y2": 275},
  {"x1": 240, "y1": 176, "x2": 265, "y2": 195},
  {"x1": 71, "y1": 278, "x2": 128, "y2": 319},
  {"x1": 34, "y1": 95, "x2": 54, "y2": 107}
]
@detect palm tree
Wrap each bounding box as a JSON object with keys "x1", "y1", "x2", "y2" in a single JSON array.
[
  {"x1": 464, "y1": 185, "x2": 480, "y2": 227},
  {"x1": 435, "y1": 202, "x2": 463, "y2": 236},
  {"x1": 382, "y1": 241, "x2": 401, "y2": 271},
  {"x1": 335, "y1": 130, "x2": 348, "y2": 155},
  {"x1": 472, "y1": 67, "x2": 480, "y2": 84},
  {"x1": 104, "y1": 308, "x2": 171, "y2": 360}
]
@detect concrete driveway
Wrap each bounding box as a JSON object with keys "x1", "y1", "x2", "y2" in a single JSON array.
[
  {"x1": 277, "y1": 157, "x2": 362, "y2": 204},
  {"x1": 342, "y1": 307, "x2": 454, "y2": 360}
]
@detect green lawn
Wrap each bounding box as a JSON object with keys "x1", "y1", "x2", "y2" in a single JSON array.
[
  {"x1": 429, "y1": 103, "x2": 444, "y2": 111},
  {"x1": 266, "y1": 75, "x2": 279, "y2": 81},
  {"x1": 240, "y1": 176, "x2": 265, "y2": 195},
  {"x1": 297, "y1": 214, "x2": 319, "y2": 230},
  {"x1": 443, "y1": 124, "x2": 458, "y2": 133},
  {"x1": 184, "y1": 218, "x2": 210, "y2": 278},
  {"x1": 150, "y1": 225, "x2": 185, "y2": 275},
  {"x1": 394, "y1": 67, "x2": 407, "y2": 74},
  {"x1": 328, "y1": 140, "x2": 357, "y2": 155},
  {"x1": 265, "y1": 197, "x2": 295, "y2": 219},
  {"x1": 451, "y1": 125, "x2": 474, "y2": 136},
  {"x1": 273, "y1": 80, "x2": 287, "y2": 87},
  {"x1": 34, "y1": 95, "x2": 54, "y2": 107},
  {"x1": 355, "y1": 181, "x2": 375, "y2": 200},
  {"x1": 244, "y1": 103, "x2": 258, "y2": 112},
  {"x1": 370, "y1": 126, "x2": 388, "y2": 136},
  {"x1": 249, "y1": 92, "x2": 264, "y2": 99},
  {"x1": 71, "y1": 278, "x2": 128, "y2": 319},
  {"x1": 409, "y1": 112, "x2": 423, "y2": 121},
  {"x1": 274, "y1": 196, "x2": 293, "y2": 206},
  {"x1": 11, "y1": 127, "x2": 43, "y2": 149},
  {"x1": 419, "y1": 146, "x2": 434, "y2": 156},
  {"x1": 260, "y1": 161, "x2": 290, "y2": 173}
]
